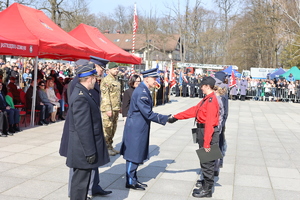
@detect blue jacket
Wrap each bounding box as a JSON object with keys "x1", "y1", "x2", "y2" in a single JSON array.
[{"x1": 120, "y1": 82, "x2": 169, "y2": 163}]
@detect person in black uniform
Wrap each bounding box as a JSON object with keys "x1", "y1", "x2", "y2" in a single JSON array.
[
  {"x1": 156, "y1": 71, "x2": 164, "y2": 105},
  {"x1": 213, "y1": 71, "x2": 229, "y2": 176},
  {"x1": 59, "y1": 56, "x2": 111, "y2": 199},
  {"x1": 182, "y1": 73, "x2": 188, "y2": 97},
  {"x1": 197, "y1": 75, "x2": 203, "y2": 98},
  {"x1": 189, "y1": 74, "x2": 196, "y2": 98},
  {"x1": 175, "y1": 74, "x2": 180, "y2": 97},
  {"x1": 168, "y1": 77, "x2": 220, "y2": 198},
  {"x1": 66, "y1": 63, "x2": 110, "y2": 200}
]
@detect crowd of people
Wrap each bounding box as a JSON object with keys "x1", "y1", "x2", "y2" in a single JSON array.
[
  {"x1": 0, "y1": 58, "x2": 73, "y2": 136},
  {"x1": 171, "y1": 71, "x2": 300, "y2": 103},
  {"x1": 1, "y1": 56, "x2": 297, "y2": 199}
]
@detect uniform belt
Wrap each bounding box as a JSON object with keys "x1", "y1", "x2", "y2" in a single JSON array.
[
  {"x1": 197, "y1": 123, "x2": 205, "y2": 128},
  {"x1": 196, "y1": 123, "x2": 217, "y2": 128}
]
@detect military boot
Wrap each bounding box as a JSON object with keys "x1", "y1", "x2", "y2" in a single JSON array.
[{"x1": 192, "y1": 184, "x2": 212, "y2": 198}]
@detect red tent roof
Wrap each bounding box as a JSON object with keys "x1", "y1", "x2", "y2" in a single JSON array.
[
  {"x1": 0, "y1": 3, "x2": 106, "y2": 60},
  {"x1": 69, "y1": 24, "x2": 142, "y2": 64},
  {"x1": 0, "y1": 35, "x2": 38, "y2": 57}
]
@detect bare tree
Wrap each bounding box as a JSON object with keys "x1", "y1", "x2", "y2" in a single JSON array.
[
  {"x1": 214, "y1": 0, "x2": 239, "y2": 65},
  {"x1": 0, "y1": 0, "x2": 35, "y2": 11}
]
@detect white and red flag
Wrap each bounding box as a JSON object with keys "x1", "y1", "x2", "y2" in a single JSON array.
[
  {"x1": 131, "y1": 4, "x2": 138, "y2": 73},
  {"x1": 230, "y1": 70, "x2": 236, "y2": 88},
  {"x1": 169, "y1": 60, "x2": 176, "y2": 88}
]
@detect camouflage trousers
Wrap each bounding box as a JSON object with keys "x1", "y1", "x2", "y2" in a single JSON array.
[{"x1": 102, "y1": 110, "x2": 119, "y2": 149}]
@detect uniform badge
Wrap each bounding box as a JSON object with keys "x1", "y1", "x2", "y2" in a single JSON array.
[
  {"x1": 79, "y1": 91, "x2": 83, "y2": 95},
  {"x1": 209, "y1": 97, "x2": 213, "y2": 102}
]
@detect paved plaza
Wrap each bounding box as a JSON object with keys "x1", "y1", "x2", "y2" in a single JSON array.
[{"x1": 0, "y1": 97, "x2": 300, "y2": 200}]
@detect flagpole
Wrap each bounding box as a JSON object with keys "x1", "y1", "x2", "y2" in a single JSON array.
[{"x1": 131, "y1": 3, "x2": 138, "y2": 73}]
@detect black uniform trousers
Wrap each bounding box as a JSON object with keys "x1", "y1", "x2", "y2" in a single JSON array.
[
  {"x1": 69, "y1": 167, "x2": 103, "y2": 197},
  {"x1": 197, "y1": 124, "x2": 219, "y2": 187},
  {"x1": 126, "y1": 160, "x2": 139, "y2": 185},
  {"x1": 182, "y1": 85, "x2": 188, "y2": 97},
  {"x1": 175, "y1": 85, "x2": 180, "y2": 96},
  {"x1": 70, "y1": 168, "x2": 92, "y2": 200}
]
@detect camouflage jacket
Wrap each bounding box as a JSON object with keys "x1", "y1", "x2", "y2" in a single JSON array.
[{"x1": 100, "y1": 73, "x2": 121, "y2": 111}]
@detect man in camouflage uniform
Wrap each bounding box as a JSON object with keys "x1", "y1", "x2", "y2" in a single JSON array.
[{"x1": 100, "y1": 62, "x2": 121, "y2": 156}]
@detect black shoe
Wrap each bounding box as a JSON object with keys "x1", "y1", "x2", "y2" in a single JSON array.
[
  {"x1": 42, "y1": 120, "x2": 49, "y2": 125},
  {"x1": 125, "y1": 183, "x2": 145, "y2": 190},
  {"x1": 214, "y1": 171, "x2": 219, "y2": 177},
  {"x1": 137, "y1": 181, "x2": 148, "y2": 187},
  {"x1": 192, "y1": 184, "x2": 213, "y2": 198},
  {"x1": 8, "y1": 126, "x2": 15, "y2": 134},
  {"x1": 58, "y1": 115, "x2": 65, "y2": 120},
  {"x1": 13, "y1": 124, "x2": 20, "y2": 132},
  {"x1": 0, "y1": 133, "x2": 8, "y2": 137},
  {"x1": 50, "y1": 120, "x2": 56, "y2": 123},
  {"x1": 192, "y1": 189, "x2": 212, "y2": 198},
  {"x1": 38, "y1": 121, "x2": 46, "y2": 126},
  {"x1": 92, "y1": 187, "x2": 112, "y2": 196},
  {"x1": 92, "y1": 189, "x2": 112, "y2": 196}
]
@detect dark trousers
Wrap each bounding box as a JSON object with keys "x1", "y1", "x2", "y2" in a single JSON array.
[
  {"x1": 175, "y1": 85, "x2": 180, "y2": 96},
  {"x1": 69, "y1": 167, "x2": 103, "y2": 197},
  {"x1": 0, "y1": 111, "x2": 8, "y2": 132},
  {"x1": 5, "y1": 109, "x2": 19, "y2": 125},
  {"x1": 70, "y1": 168, "x2": 92, "y2": 200},
  {"x1": 190, "y1": 86, "x2": 195, "y2": 97},
  {"x1": 197, "y1": 125, "x2": 219, "y2": 187},
  {"x1": 201, "y1": 160, "x2": 215, "y2": 186},
  {"x1": 126, "y1": 160, "x2": 139, "y2": 185},
  {"x1": 36, "y1": 104, "x2": 49, "y2": 121},
  {"x1": 89, "y1": 168, "x2": 102, "y2": 196},
  {"x1": 182, "y1": 85, "x2": 188, "y2": 97},
  {"x1": 241, "y1": 95, "x2": 246, "y2": 101}
]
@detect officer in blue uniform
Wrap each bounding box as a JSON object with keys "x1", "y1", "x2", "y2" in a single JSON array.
[{"x1": 120, "y1": 68, "x2": 170, "y2": 190}]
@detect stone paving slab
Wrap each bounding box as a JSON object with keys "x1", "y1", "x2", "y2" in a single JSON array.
[{"x1": 0, "y1": 97, "x2": 300, "y2": 199}]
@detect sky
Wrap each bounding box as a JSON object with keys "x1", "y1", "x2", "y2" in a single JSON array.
[{"x1": 88, "y1": 0, "x2": 214, "y2": 16}]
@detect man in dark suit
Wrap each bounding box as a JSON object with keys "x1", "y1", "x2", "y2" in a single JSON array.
[
  {"x1": 120, "y1": 68, "x2": 170, "y2": 190},
  {"x1": 59, "y1": 56, "x2": 111, "y2": 199},
  {"x1": 66, "y1": 63, "x2": 109, "y2": 200}
]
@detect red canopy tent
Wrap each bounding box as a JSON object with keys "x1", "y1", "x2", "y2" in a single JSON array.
[
  {"x1": 0, "y1": 35, "x2": 38, "y2": 57},
  {"x1": 0, "y1": 3, "x2": 107, "y2": 126},
  {"x1": 0, "y1": 3, "x2": 106, "y2": 60},
  {"x1": 69, "y1": 24, "x2": 142, "y2": 64}
]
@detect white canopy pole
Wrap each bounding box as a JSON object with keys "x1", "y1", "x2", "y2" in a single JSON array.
[{"x1": 30, "y1": 56, "x2": 38, "y2": 127}]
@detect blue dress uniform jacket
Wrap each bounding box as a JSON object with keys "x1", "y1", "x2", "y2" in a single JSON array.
[
  {"x1": 120, "y1": 82, "x2": 169, "y2": 164},
  {"x1": 66, "y1": 83, "x2": 109, "y2": 169}
]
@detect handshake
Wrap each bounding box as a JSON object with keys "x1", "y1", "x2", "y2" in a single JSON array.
[{"x1": 167, "y1": 115, "x2": 178, "y2": 123}]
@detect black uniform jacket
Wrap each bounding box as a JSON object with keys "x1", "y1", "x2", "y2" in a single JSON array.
[
  {"x1": 66, "y1": 83, "x2": 109, "y2": 169},
  {"x1": 59, "y1": 76, "x2": 101, "y2": 157}
]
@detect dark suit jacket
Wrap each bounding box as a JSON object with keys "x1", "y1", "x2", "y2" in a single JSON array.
[
  {"x1": 25, "y1": 85, "x2": 42, "y2": 110},
  {"x1": 66, "y1": 83, "x2": 109, "y2": 169},
  {"x1": 0, "y1": 90, "x2": 8, "y2": 111},
  {"x1": 121, "y1": 87, "x2": 134, "y2": 117}
]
